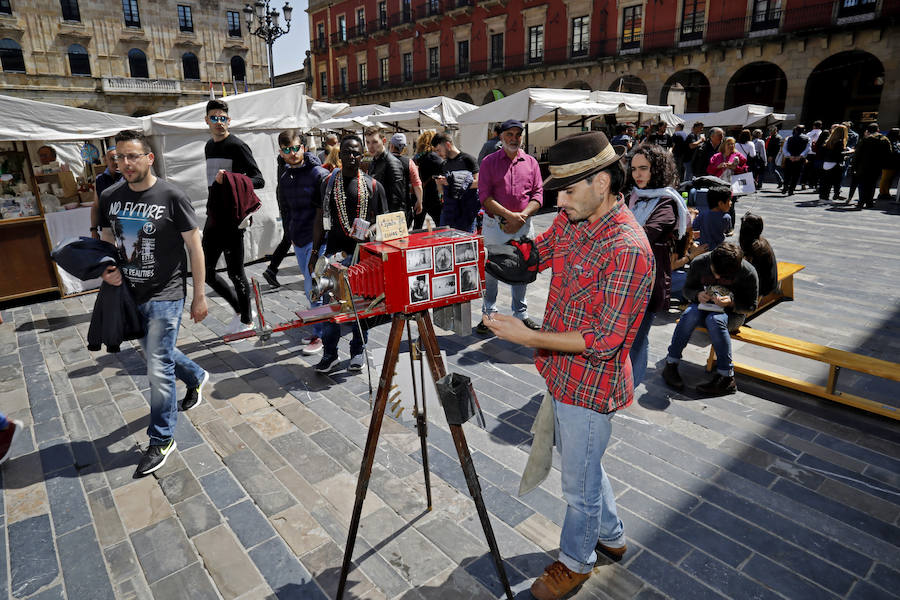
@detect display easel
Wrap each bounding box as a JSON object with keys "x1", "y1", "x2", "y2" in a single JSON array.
[{"x1": 337, "y1": 310, "x2": 514, "y2": 600}]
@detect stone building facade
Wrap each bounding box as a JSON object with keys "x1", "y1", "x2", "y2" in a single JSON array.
[
  {"x1": 307, "y1": 0, "x2": 899, "y2": 127},
  {"x1": 0, "y1": 0, "x2": 270, "y2": 116}
]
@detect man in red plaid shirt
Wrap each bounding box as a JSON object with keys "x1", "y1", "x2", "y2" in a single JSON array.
[{"x1": 485, "y1": 131, "x2": 653, "y2": 600}]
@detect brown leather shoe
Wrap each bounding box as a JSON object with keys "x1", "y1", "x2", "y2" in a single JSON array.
[
  {"x1": 531, "y1": 561, "x2": 591, "y2": 600},
  {"x1": 596, "y1": 541, "x2": 627, "y2": 562}
]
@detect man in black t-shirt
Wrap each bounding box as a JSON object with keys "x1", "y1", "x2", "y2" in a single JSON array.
[
  {"x1": 647, "y1": 122, "x2": 672, "y2": 151},
  {"x1": 414, "y1": 145, "x2": 445, "y2": 230},
  {"x1": 684, "y1": 121, "x2": 706, "y2": 180},
  {"x1": 202, "y1": 99, "x2": 265, "y2": 337},
  {"x1": 99, "y1": 129, "x2": 208, "y2": 478},
  {"x1": 432, "y1": 131, "x2": 480, "y2": 232},
  {"x1": 309, "y1": 135, "x2": 388, "y2": 374}
]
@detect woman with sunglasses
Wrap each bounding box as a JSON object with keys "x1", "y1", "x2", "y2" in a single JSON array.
[{"x1": 626, "y1": 143, "x2": 689, "y2": 388}]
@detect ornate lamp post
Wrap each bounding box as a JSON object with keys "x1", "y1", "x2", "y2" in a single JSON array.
[{"x1": 243, "y1": 1, "x2": 292, "y2": 88}]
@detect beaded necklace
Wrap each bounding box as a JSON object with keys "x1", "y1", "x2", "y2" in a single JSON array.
[{"x1": 332, "y1": 170, "x2": 369, "y2": 235}]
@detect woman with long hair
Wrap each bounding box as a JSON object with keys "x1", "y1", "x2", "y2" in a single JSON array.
[
  {"x1": 626, "y1": 144, "x2": 690, "y2": 387},
  {"x1": 817, "y1": 124, "x2": 848, "y2": 201},
  {"x1": 413, "y1": 130, "x2": 436, "y2": 163},
  {"x1": 707, "y1": 136, "x2": 748, "y2": 182},
  {"x1": 323, "y1": 145, "x2": 341, "y2": 172}
]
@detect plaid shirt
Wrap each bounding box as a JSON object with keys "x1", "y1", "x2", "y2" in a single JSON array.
[{"x1": 534, "y1": 201, "x2": 654, "y2": 413}]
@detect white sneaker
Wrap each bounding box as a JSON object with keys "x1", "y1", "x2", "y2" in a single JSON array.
[
  {"x1": 348, "y1": 352, "x2": 366, "y2": 371},
  {"x1": 225, "y1": 316, "x2": 254, "y2": 336},
  {"x1": 224, "y1": 314, "x2": 243, "y2": 334}
]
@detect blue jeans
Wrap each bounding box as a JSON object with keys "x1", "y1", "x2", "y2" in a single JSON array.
[
  {"x1": 553, "y1": 399, "x2": 624, "y2": 574},
  {"x1": 666, "y1": 304, "x2": 733, "y2": 376},
  {"x1": 294, "y1": 242, "x2": 325, "y2": 339},
  {"x1": 629, "y1": 310, "x2": 656, "y2": 388},
  {"x1": 481, "y1": 214, "x2": 533, "y2": 319},
  {"x1": 321, "y1": 254, "x2": 367, "y2": 359},
  {"x1": 138, "y1": 299, "x2": 206, "y2": 445},
  {"x1": 670, "y1": 269, "x2": 687, "y2": 301}
]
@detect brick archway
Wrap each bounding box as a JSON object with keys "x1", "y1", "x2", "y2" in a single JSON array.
[
  {"x1": 661, "y1": 69, "x2": 711, "y2": 113},
  {"x1": 609, "y1": 75, "x2": 647, "y2": 95},
  {"x1": 802, "y1": 50, "x2": 884, "y2": 126},
  {"x1": 724, "y1": 61, "x2": 788, "y2": 112}
]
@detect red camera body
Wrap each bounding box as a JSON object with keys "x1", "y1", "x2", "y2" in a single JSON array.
[{"x1": 348, "y1": 228, "x2": 486, "y2": 314}]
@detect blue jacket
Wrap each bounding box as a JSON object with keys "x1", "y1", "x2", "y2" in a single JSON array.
[{"x1": 279, "y1": 152, "x2": 328, "y2": 247}]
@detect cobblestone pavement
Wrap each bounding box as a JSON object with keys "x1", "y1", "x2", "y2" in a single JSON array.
[{"x1": 1, "y1": 188, "x2": 898, "y2": 600}]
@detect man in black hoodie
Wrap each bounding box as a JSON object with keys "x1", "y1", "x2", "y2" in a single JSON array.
[{"x1": 202, "y1": 99, "x2": 265, "y2": 336}]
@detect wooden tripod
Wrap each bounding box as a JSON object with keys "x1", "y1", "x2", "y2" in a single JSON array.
[{"x1": 336, "y1": 311, "x2": 514, "y2": 600}]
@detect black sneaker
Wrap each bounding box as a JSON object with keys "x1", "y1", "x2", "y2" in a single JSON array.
[
  {"x1": 521, "y1": 317, "x2": 542, "y2": 331},
  {"x1": 263, "y1": 269, "x2": 281, "y2": 288},
  {"x1": 180, "y1": 371, "x2": 209, "y2": 412},
  {"x1": 315, "y1": 355, "x2": 339, "y2": 373},
  {"x1": 475, "y1": 321, "x2": 493, "y2": 336},
  {"x1": 696, "y1": 374, "x2": 737, "y2": 396},
  {"x1": 134, "y1": 439, "x2": 177, "y2": 478},
  {"x1": 662, "y1": 362, "x2": 684, "y2": 391}
]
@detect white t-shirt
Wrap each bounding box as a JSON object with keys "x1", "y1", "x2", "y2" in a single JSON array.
[{"x1": 736, "y1": 141, "x2": 756, "y2": 159}]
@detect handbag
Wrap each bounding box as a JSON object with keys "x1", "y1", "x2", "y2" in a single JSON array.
[{"x1": 731, "y1": 172, "x2": 756, "y2": 196}]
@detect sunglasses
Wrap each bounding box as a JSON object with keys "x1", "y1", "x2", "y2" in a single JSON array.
[
  {"x1": 281, "y1": 145, "x2": 302, "y2": 154},
  {"x1": 209, "y1": 115, "x2": 228, "y2": 123},
  {"x1": 342, "y1": 149, "x2": 362, "y2": 157},
  {"x1": 114, "y1": 152, "x2": 149, "y2": 162}
]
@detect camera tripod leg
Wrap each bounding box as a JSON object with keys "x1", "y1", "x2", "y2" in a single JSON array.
[
  {"x1": 406, "y1": 321, "x2": 432, "y2": 511},
  {"x1": 337, "y1": 314, "x2": 406, "y2": 600},
  {"x1": 414, "y1": 312, "x2": 515, "y2": 600}
]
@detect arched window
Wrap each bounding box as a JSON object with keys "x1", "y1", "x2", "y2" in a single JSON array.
[
  {"x1": 230, "y1": 55, "x2": 246, "y2": 82},
  {"x1": 67, "y1": 44, "x2": 90, "y2": 76},
  {"x1": 182, "y1": 52, "x2": 200, "y2": 80},
  {"x1": 0, "y1": 38, "x2": 26, "y2": 73},
  {"x1": 128, "y1": 48, "x2": 148, "y2": 78}
]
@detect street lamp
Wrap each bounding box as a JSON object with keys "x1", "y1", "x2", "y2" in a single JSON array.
[{"x1": 243, "y1": 1, "x2": 292, "y2": 88}]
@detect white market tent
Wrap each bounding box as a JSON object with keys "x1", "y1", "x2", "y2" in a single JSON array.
[
  {"x1": 317, "y1": 104, "x2": 391, "y2": 130},
  {"x1": 371, "y1": 96, "x2": 478, "y2": 130},
  {"x1": 679, "y1": 104, "x2": 794, "y2": 129},
  {"x1": 456, "y1": 88, "x2": 682, "y2": 156},
  {"x1": 0, "y1": 94, "x2": 144, "y2": 142},
  {"x1": 142, "y1": 83, "x2": 347, "y2": 261}
]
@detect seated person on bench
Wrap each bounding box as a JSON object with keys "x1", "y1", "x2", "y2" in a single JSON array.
[
  {"x1": 662, "y1": 242, "x2": 759, "y2": 396},
  {"x1": 692, "y1": 185, "x2": 732, "y2": 250},
  {"x1": 738, "y1": 211, "x2": 777, "y2": 298}
]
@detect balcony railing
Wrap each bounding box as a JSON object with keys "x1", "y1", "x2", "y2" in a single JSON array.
[
  {"x1": 102, "y1": 77, "x2": 181, "y2": 95},
  {"x1": 321, "y1": 0, "x2": 874, "y2": 98}
]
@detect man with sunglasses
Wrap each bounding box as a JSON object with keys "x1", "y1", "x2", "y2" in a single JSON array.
[
  {"x1": 308, "y1": 135, "x2": 388, "y2": 373},
  {"x1": 662, "y1": 242, "x2": 758, "y2": 396},
  {"x1": 202, "y1": 99, "x2": 265, "y2": 336},
  {"x1": 98, "y1": 129, "x2": 209, "y2": 477},
  {"x1": 268, "y1": 130, "x2": 329, "y2": 354}
]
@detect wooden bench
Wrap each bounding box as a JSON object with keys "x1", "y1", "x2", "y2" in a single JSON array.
[
  {"x1": 745, "y1": 261, "x2": 804, "y2": 323},
  {"x1": 706, "y1": 327, "x2": 900, "y2": 420}
]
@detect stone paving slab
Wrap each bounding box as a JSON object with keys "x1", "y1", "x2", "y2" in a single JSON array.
[{"x1": 1, "y1": 190, "x2": 899, "y2": 599}]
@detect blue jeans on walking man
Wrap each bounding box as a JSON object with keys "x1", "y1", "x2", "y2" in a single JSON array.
[
  {"x1": 665, "y1": 304, "x2": 736, "y2": 376},
  {"x1": 138, "y1": 299, "x2": 206, "y2": 446},
  {"x1": 629, "y1": 309, "x2": 656, "y2": 388},
  {"x1": 321, "y1": 254, "x2": 367, "y2": 361},
  {"x1": 294, "y1": 241, "x2": 326, "y2": 340},
  {"x1": 553, "y1": 399, "x2": 625, "y2": 574}
]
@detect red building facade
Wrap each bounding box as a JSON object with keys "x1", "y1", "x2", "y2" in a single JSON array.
[{"x1": 307, "y1": 0, "x2": 899, "y2": 126}]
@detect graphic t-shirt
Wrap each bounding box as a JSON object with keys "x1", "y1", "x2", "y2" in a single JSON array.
[{"x1": 98, "y1": 179, "x2": 199, "y2": 304}]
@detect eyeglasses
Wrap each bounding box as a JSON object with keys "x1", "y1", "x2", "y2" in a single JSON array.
[
  {"x1": 209, "y1": 115, "x2": 228, "y2": 123},
  {"x1": 281, "y1": 145, "x2": 302, "y2": 154},
  {"x1": 114, "y1": 152, "x2": 149, "y2": 162}
]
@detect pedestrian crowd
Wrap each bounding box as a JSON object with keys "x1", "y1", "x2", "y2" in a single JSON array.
[{"x1": 12, "y1": 96, "x2": 897, "y2": 600}]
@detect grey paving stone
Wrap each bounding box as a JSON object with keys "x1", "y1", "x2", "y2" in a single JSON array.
[
  {"x1": 8, "y1": 514, "x2": 59, "y2": 598},
  {"x1": 680, "y1": 550, "x2": 783, "y2": 600},
  {"x1": 173, "y1": 493, "x2": 222, "y2": 538},
  {"x1": 462, "y1": 551, "x2": 532, "y2": 599},
  {"x1": 130, "y1": 517, "x2": 197, "y2": 584},
  {"x1": 480, "y1": 483, "x2": 534, "y2": 528},
  {"x1": 172, "y1": 417, "x2": 205, "y2": 451},
  {"x1": 417, "y1": 516, "x2": 489, "y2": 564},
  {"x1": 223, "y1": 449, "x2": 295, "y2": 516},
  {"x1": 627, "y1": 549, "x2": 727, "y2": 600},
  {"x1": 232, "y1": 422, "x2": 288, "y2": 471},
  {"x1": 149, "y1": 563, "x2": 220, "y2": 600},
  {"x1": 222, "y1": 499, "x2": 277, "y2": 549},
  {"x1": 269, "y1": 430, "x2": 344, "y2": 485},
  {"x1": 180, "y1": 443, "x2": 223, "y2": 477},
  {"x1": 44, "y1": 467, "x2": 92, "y2": 535},
  {"x1": 310, "y1": 429, "x2": 363, "y2": 473},
  {"x1": 103, "y1": 540, "x2": 143, "y2": 584},
  {"x1": 847, "y1": 580, "x2": 900, "y2": 600},
  {"x1": 616, "y1": 507, "x2": 693, "y2": 563},
  {"x1": 249, "y1": 537, "x2": 327, "y2": 600},
  {"x1": 26, "y1": 584, "x2": 65, "y2": 600},
  {"x1": 742, "y1": 554, "x2": 841, "y2": 600},
  {"x1": 199, "y1": 468, "x2": 247, "y2": 510},
  {"x1": 38, "y1": 443, "x2": 74, "y2": 475},
  {"x1": 57, "y1": 524, "x2": 116, "y2": 600},
  {"x1": 33, "y1": 417, "x2": 65, "y2": 446},
  {"x1": 157, "y1": 468, "x2": 203, "y2": 505}
]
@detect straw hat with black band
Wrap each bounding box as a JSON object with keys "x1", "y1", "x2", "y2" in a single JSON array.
[{"x1": 542, "y1": 131, "x2": 625, "y2": 191}]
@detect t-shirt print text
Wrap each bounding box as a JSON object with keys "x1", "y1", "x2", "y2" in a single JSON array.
[{"x1": 109, "y1": 200, "x2": 166, "y2": 220}]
